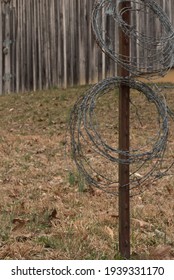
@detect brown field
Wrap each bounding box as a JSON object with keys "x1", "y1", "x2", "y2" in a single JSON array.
[{"x1": 0, "y1": 83, "x2": 174, "y2": 260}]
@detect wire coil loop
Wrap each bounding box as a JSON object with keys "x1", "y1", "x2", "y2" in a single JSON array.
[
  {"x1": 92, "y1": 0, "x2": 174, "y2": 77},
  {"x1": 70, "y1": 77, "x2": 169, "y2": 195}
]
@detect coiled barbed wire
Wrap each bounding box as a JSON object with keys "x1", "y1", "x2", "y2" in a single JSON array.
[
  {"x1": 68, "y1": 0, "x2": 174, "y2": 196},
  {"x1": 69, "y1": 77, "x2": 170, "y2": 196},
  {"x1": 92, "y1": 0, "x2": 174, "y2": 77}
]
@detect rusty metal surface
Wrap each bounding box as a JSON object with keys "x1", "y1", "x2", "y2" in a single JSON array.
[{"x1": 118, "y1": 0, "x2": 131, "y2": 259}]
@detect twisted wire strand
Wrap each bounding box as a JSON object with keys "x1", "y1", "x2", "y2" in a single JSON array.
[
  {"x1": 92, "y1": 0, "x2": 174, "y2": 77},
  {"x1": 69, "y1": 77, "x2": 169, "y2": 196}
]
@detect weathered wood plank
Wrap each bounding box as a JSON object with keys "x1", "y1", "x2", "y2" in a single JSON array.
[
  {"x1": 62, "y1": 0, "x2": 67, "y2": 88},
  {"x1": 4, "y1": 1, "x2": 11, "y2": 93}
]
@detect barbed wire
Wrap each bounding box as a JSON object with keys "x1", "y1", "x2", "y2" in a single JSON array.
[
  {"x1": 68, "y1": 0, "x2": 174, "y2": 196},
  {"x1": 69, "y1": 77, "x2": 171, "y2": 196},
  {"x1": 92, "y1": 0, "x2": 174, "y2": 77}
]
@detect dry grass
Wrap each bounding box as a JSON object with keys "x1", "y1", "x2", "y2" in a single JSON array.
[{"x1": 0, "y1": 84, "x2": 174, "y2": 260}]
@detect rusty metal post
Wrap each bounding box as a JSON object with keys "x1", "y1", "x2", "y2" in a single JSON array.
[{"x1": 118, "y1": 1, "x2": 131, "y2": 259}]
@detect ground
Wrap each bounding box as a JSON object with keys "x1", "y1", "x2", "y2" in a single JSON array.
[{"x1": 0, "y1": 83, "x2": 174, "y2": 260}]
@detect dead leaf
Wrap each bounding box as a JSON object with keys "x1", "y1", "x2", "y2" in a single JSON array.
[
  {"x1": 166, "y1": 185, "x2": 174, "y2": 195},
  {"x1": 150, "y1": 245, "x2": 171, "y2": 259},
  {"x1": 105, "y1": 226, "x2": 114, "y2": 240},
  {"x1": 35, "y1": 147, "x2": 46, "y2": 154},
  {"x1": 12, "y1": 218, "x2": 29, "y2": 232},
  {"x1": 132, "y1": 218, "x2": 153, "y2": 229},
  {"x1": 134, "y1": 172, "x2": 143, "y2": 179},
  {"x1": 94, "y1": 189, "x2": 103, "y2": 195},
  {"x1": 15, "y1": 234, "x2": 33, "y2": 242},
  {"x1": 49, "y1": 209, "x2": 57, "y2": 220},
  {"x1": 111, "y1": 214, "x2": 119, "y2": 219},
  {"x1": 12, "y1": 218, "x2": 29, "y2": 224}
]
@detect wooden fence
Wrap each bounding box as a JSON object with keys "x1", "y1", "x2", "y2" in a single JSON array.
[{"x1": 0, "y1": 0, "x2": 173, "y2": 94}]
